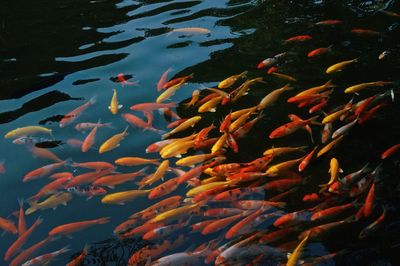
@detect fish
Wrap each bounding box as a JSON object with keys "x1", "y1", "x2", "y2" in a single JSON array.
[
  {"x1": 321, "y1": 122, "x2": 332, "y2": 143},
  {"x1": 351, "y1": 28, "x2": 380, "y2": 36},
  {"x1": 263, "y1": 146, "x2": 307, "y2": 157},
  {"x1": 30, "y1": 175, "x2": 73, "y2": 200},
  {"x1": 138, "y1": 160, "x2": 169, "y2": 188},
  {"x1": 157, "y1": 79, "x2": 186, "y2": 103},
  {"x1": 265, "y1": 157, "x2": 305, "y2": 177},
  {"x1": 298, "y1": 147, "x2": 318, "y2": 172},
  {"x1": 176, "y1": 153, "x2": 218, "y2": 167},
  {"x1": 66, "y1": 186, "x2": 107, "y2": 200},
  {"x1": 81, "y1": 123, "x2": 98, "y2": 152},
  {"x1": 148, "y1": 177, "x2": 180, "y2": 199},
  {"x1": 162, "y1": 116, "x2": 201, "y2": 139},
  {"x1": 295, "y1": 80, "x2": 335, "y2": 97},
  {"x1": 378, "y1": 50, "x2": 390, "y2": 60},
  {"x1": 130, "y1": 102, "x2": 176, "y2": 112},
  {"x1": 5, "y1": 126, "x2": 53, "y2": 139},
  {"x1": 48, "y1": 217, "x2": 110, "y2": 236},
  {"x1": 269, "y1": 115, "x2": 319, "y2": 139},
  {"x1": 75, "y1": 121, "x2": 113, "y2": 131},
  {"x1": 17, "y1": 199, "x2": 27, "y2": 235},
  {"x1": 332, "y1": 118, "x2": 358, "y2": 139},
  {"x1": 218, "y1": 71, "x2": 248, "y2": 89},
  {"x1": 315, "y1": 20, "x2": 343, "y2": 25},
  {"x1": 28, "y1": 146, "x2": 63, "y2": 162},
  {"x1": 326, "y1": 58, "x2": 358, "y2": 74},
  {"x1": 381, "y1": 144, "x2": 400, "y2": 159},
  {"x1": 0, "y1": 216, "x2": 18, "y2": 235},
  {"x1": 285, "y1": 35, "x2": 312, "y2": 43},
  {"x1": 109, "y1": 89, "x2": 122, "y2": 114},
  {"x1": 157, "y1": 67, "x2": 173, "y2": 91},
  {"x1": 21, "y1": 246, "x2": 70, "y2": 266},
  {"x1": 59, "y1": 96, "x2": 96, "y2": 127},
  {"x1": 322, "y1": 107, "x2": 352, "y2": 124},
  {"x1": 122, "y1": 113, "x2": 164, "y2": 134},
  {"x1": 66, "y1": 244, "x2": 89, "y2": 266},
  {"x1": 184, "y1": 90, "x2": 200, "y2": 108},
  {"x1": 99, "y1": 126, "x2": 129, "y2": 154},
  {"x1": 9, "y1": 236, "x2": 52, "y2": 266},
  {"x1": 257, "y1": 84, "x2": 292, "y2": 110},
  {"x1": 115, "y1": 157, "x2": 159, "y2": 166},
  {"x1": 93, "y1": 168, "x2": 147, "y2": 188},
  {"x1": 71, "y1": 161, "x2": 114, "y2": 170},
  {"x1": 344, "y1": 81, "x2": 392, "y2": 94},
  {"x1": 198, "y1": 95, "x2": 222, "y2": 113},
  {"x1": 25, "y1": 192, "x2": 73, "y2": 215},
  {"x1": 117, "y1": 73, "x2": 137, "y2": 86},
  {"x1": 101, "y1": 190, "x2": 150, "y2": 204},
  {"x1": 170, "y1": 27, "x2": 210, "y2": 34},
  {"x1": 317, "y1": 135, "x2": 344, "y2": 158},
  {"x1": 271, "y1": 72, "x2": 297, "y2": 82},
  {"x1": 286, "y1": 233, "x2": 309, "y2": 266},
  {"x1": 23, "y1": 160, "x2": 69, "y2": 182},
  {"x1": 307, "y1": 46, "x2": 332, "y2": 58}
]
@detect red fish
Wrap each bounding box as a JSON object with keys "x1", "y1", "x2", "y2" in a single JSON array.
[
  {"x1": 163, "y1": 74, "x2": 193, "y2": 89},
  {"x1": 117, "y1": 73, "x2": 137, "y2": 86},
  {"x1": 122, "y1": 113, "x2": 164, "y2": 134},
  {"x1": 307, "y1": 46, "x2": 332, "y2": 58},
  {"x1": 381, "y1": 143, "x2": 400, "y2": 159},
  {"x1": 157, "y1": 68, "x2": 173, "y2": 91},
  {"x1": 315, "y1": 20, "x2": 343, "y2": 26},
  {"x1": 48, "y1": 217, "x2": 110, "y2": 236},
  {"x1": 269, "y1": 115, "x2": 318, "y2": 139},
  {"x1": 60, "y1": 97, "x2": 96, "y2": 128},
  {"x1": 298, "y1": 147, "x2": 318, "y2": 172},
  {"x1": 285, "y1": 35, "x2": 312, "y2": 43}
]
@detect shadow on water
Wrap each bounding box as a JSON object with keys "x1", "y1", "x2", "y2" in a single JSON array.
[{"x1": 0, "y1": 0, "x2": 141, "y2": 101}]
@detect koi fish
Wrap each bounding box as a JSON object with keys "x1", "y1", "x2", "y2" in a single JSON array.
[
  {"x1": 99, "y1": 126, "x2": 129, "y2": 154},
  {"x1": 25, "y1": 192, "x2": 73, "y2": 215},
  {"x1": 285, "y1": 35, "x2": 312, "y2": 43},
  {"x1": 5, "y1": 126, "x2": 52, "y2": 139},
  {"x1": 307, "y1": 46, "x2": 332, "y2": 58},
  {"x1": 170, "y1": 27, "x2": 210, "y2": 34},
  {"x1": 59, "y1": 96, "x2": 96, "y2": 127},
  {"x1": 130, "y1": 102, "x2": 176, "y2": 112},
  {"x1": 326, "y1": 58, "x2": 358, "y2": 74},
  {"x1": 287, "y1": 233, "x2": 309, "y2": 266},
  {"x1": 75, "y1": 121, "x2": 113, "y2": 131},
  {"x1": 48, "y1": 217, "x2": 110, "y2": 236},
  {"x1": 315, "y1": 20, "x2": 343, "y2": 25},
  {"x1": 269, "y1": 115, "x2": 318, "y2": 139},
  {"x1": 81, "y1": 123, "x2": 98, "y2": 152},
  {"x1": 157, "y1": 80, "x2": 186, "y2": 103},
  {"x1": 0, "y1": 216, "x2": 18, "y2": 234},
  {"x1": 157, "y1": 67, "x2": 173, "y2": 91},
  {"x1": 67, "y1": 186, "x2": 107, "y2": 200},
  {"x1": 9, "y1": 237, "x2": 51, "y2": 266},
  {"x1": 109, "y1": 89, "x2": 122, "y2": 114},
  {"x1": 101, "y1": 190, "x2": 150, "y2": 205},
  {"x1": 257, "y1": 84, "x2": 292, "y2": 110},
  {"x1": 344, "y1": 81, "x2": 392, "y2": 94},
  {"x1": 117, "y1": 73, "x2": 137, "y2": 86},
  {"x1": 66, "y1": 244, "x2": 89, "y2": 266},
  {"x1": 122, "y1": 113, "x2": 164, "y2": 134},
  {"x1": 93, "y1": 168, "x2": 147, "y2": 188},
  {"x1": 162, "y1": 116, "x2": 201, "y2": 139},
  {"x1": 218, "y1": 71, "x2": 248, "y2": 89},
  {"x1": 21, "y1": 246, "x2": 70, "y2": 266},
  {"x1": 381, "y1": 144, "x2": 400, "y2": 159}
]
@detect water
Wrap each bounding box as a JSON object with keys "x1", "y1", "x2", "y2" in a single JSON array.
[{"x1": 0, "y1": 0, "x2": 399, "y2": 265}]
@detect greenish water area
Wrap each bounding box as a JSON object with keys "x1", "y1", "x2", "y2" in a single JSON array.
[{"x1": 0, "y1": 0, "x2": 400, "y2": 265}]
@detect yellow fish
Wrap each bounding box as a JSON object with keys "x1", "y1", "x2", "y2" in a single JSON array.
[
  {"x1": 230, "y1": 106, "x2": 257, "y2": 120},
  {"x1": 99, "y1": 126, "x2": 129, "y2": 154},
  {"x1": 170, "y1": 27, "x2": 210, "y2": 34},
  {"x1": 257, "y1": 84, "x2": 292, "y2": 110},
  {"x1": 229, "y1": 111, "x2": 253, "y2": 132},
  {"x1": 5, "y1": 126, "x2": 52, "y2": 139},
  {"x1": 211, "y1": 133, "x2": 228, "y2": 154},
  {"x1": 186, "y1": 181, "x2": 231, "y2": 197},
  {"x1": 265, "y1": 157, "x2": 304, "y2": 176},
  {"x1": 184, "y1": 90, "x2": 200, "y2": 107},
  {"x1": 160, "y1": 140, "x2": 195, "y2": 159},
  {"x1": 322, "y1": 107, "x2": 352, "y2": 124},
  {"x1": 176, "y1": 153, "x2": 219, "y2": 167},
  {"x1": 151, "y1": 201, "x2": 205, "y2": 223},
  {"x1": 344, "y1": 81, "x2": 392, "y2": 94},
  {"x1": 231, "y1": 77, "x2": 264, "y2": 102},
  {"x1": 271, "y1": 72, "x2": 297, "y2": 82},
  {"x1": 162, "y1": 116, "x2": 201, "y2": 139},
  {"x1": 109, "y1": 89, "x2": 122, "y2": 114},
  {"x1": 263, "y1": 146, "x2": 308, "y2": 156},
  {"x1": 317, "y1": 135, "x2": 344, "y2": 158},
  {"x1": 218, "y1": 71, "x2": 248, "y2": 89},
  {"x1": 326, "y1": 58, "x2": 358, "y2": 74},
  {"x1": 101, "y1": 190, "x2": 150, "y2": 205},
  {"x1": 25, "y1": 192, "x2": 72, "y2": 215},
  {"x1": 139, "y1": 160, "x2": 169, "y2": 187},
  {"x1": 295, "y1": 80, "x2": 335, "y2": 97},
  {"x1": 198, "y1": 96, "x2": 222, "y2": 113},
  {"x1": 156, "y1": 80, "x2": 185, "y2": 103},
  {"x1": 287, "y1": 233, "x2": 310, "y2": 266}
]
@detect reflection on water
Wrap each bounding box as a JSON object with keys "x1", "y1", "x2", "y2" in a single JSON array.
[{"x1": 0, "y1": 0, "x2": 399, "y2": 265}]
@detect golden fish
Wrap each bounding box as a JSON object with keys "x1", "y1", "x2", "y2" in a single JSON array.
[
  {"x1": 162, "y1": 116, "x2": 201, "y2": 139},
  {"x1": 265, "y1": 157, "x2": 304, "y2": 176},
  {"x1": 257, "y1": 84, "x2": 292, "y2": 110},
  {"x1": 326, "y1": 58, "x2": 358, "y2": 74},
  {"x1": 109, "y1": 89, "x2": 122, "y2": 114},
  {"x1": 156, "y1": 80, "x2": 185, "y2": 103},
  {"x1": 101, "y1": 190, "x2": 150, "y2": 205},
  {"x1": 99, "y1": 126, "x2": 129, "y2": 154},
  {"x1": 25, "y1": 192, "x2": 72, "y2": 215},
  {"x1": 5, "y1": 126, "x2": 52, "y2": 139},
  {"x1": 218, "y1": 71, "x2": 248, "y2": 89},
  {"x1": 344, "y1": 81, "x2": 391, "y2": 94},
  {"x1": 317, "y1": 135, "x2": 344, "y2": 158}
]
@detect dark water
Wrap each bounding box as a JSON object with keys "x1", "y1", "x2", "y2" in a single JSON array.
[{"x1": 0, "y1": 0, "x2": 400, "y2": 265}]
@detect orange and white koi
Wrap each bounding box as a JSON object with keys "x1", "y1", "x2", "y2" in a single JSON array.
[
  {"x1": 298, "y1": 147, "x2": 318, "y2": 171},
  {"x1": 269, "y1": 116, "x2": 318, "y2": 139}
]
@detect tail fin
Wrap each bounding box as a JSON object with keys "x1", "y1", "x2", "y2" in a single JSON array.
[
  {"x1": 25, "y1": 201, "x2": 39, "y2": 215},
  {"x1": 89, "y1": 96, "x2": 97, "y2": 105},
  {"x1": 96, "y1": 217, "x2": 110, "y2": 224}
]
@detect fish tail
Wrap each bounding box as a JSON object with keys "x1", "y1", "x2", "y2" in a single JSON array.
[
  {"x1": 17, "y1": 197, "x2": 24, "y2": 208},
  {"x1": 64, "y1": 158, "x2": 75, "y2": 167},
  {"x1": 89, "y1": 96, "x2": 97, "y2": 105},
  {"x1": 122, "y1": 126, "x2": 129, "y2": 135},
  {"x1": 104, "y1": 122, "x2": 115, "y2": 129},
  {"x1": 58, "y1": 245, "x2": 71, "y2": 255},
  {"x1": 240, "y1": 70, "x2": 248, "y2": 78},
  {"x1": 96, "y1": 217, "x2": 111, "y2": 224},
  {"x1": 25, "y1": 201, "x2": 38, "y2": 215}
]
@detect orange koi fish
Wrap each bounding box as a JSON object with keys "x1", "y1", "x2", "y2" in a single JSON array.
[
  {"x1": 298, "y1": 147, "x2": 318, "y2": 171},
  {"x1": 23, "y1": 160, "x2": 69, "y2": 182},
  {"x1": 66, "y1": 244, "x2": 89, "y2": 266},
  {"x1": 114, "y1": 157, "x2": 159, "y2": 166},
  {"x1": 269, "y1": 115, "x2": 318, "y2": 139},
  {"x1": 307, "y1": 46, "x2": 332, "y2": 57},
  {"x1": 59, "y1": 96, "x2": 96, "y2": 128},
  {"x1": 21, "y1": 246, "x2": 70, "y2": 266},
  {"x1": 122, "y1": 113, "x2": 164, "y2": 134},
  {"x1": 93, "y1": 168, "x2": 147, "y2": 188},
  {"x1": 157, "y1": 67, "x2": 173, "y2": 91},
  {"x1": 81, "y1": 123, "x2": 98, "y2": 152},
  {"x1": 381, "y1": 143, "x2": 400, "y2": 159},
  {"x1": 0, "y1": 216, "x2": 18, "y2": 235},
  {"x1": 48, "y1": 217, "x2": 110, "y2": 236},
  {"x1": 9, "y1": 236, "x2": 51, "y2": 266}
]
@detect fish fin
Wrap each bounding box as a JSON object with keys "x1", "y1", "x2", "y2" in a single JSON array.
[
  {"x1": 209, "y1": 108, "x2": 217, "y2": 112},
  {"x1": 107, "y1": 185, "x2": 115, "y2": 189},
  {"x1": 108, "y1": 106, "x2": 111, "y2": 110},
  {"x1": 85, "y1": 196, "x2": 93, "y2": 201},
  {"x1": 89, "y1": 96, "x2": 97, "y2": 104},
  {"x1": 328, "y1": 168, "x2": 331, "y2": 173},
  {"x1": 118, "y1": 104, "x2": 123, "y2": 109},
  {"x1": 175, "y1": 154, "x2": 182, "y2": 158},
  {"x1": 339, "y1": 168, "x2": 344, "y2": 173},
  {"x1": 145, "y1": 256, "x2": 152, "y2": 266},
  {"x1": 391, "y1": 89, "x2": 395, "y2": 102}
]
